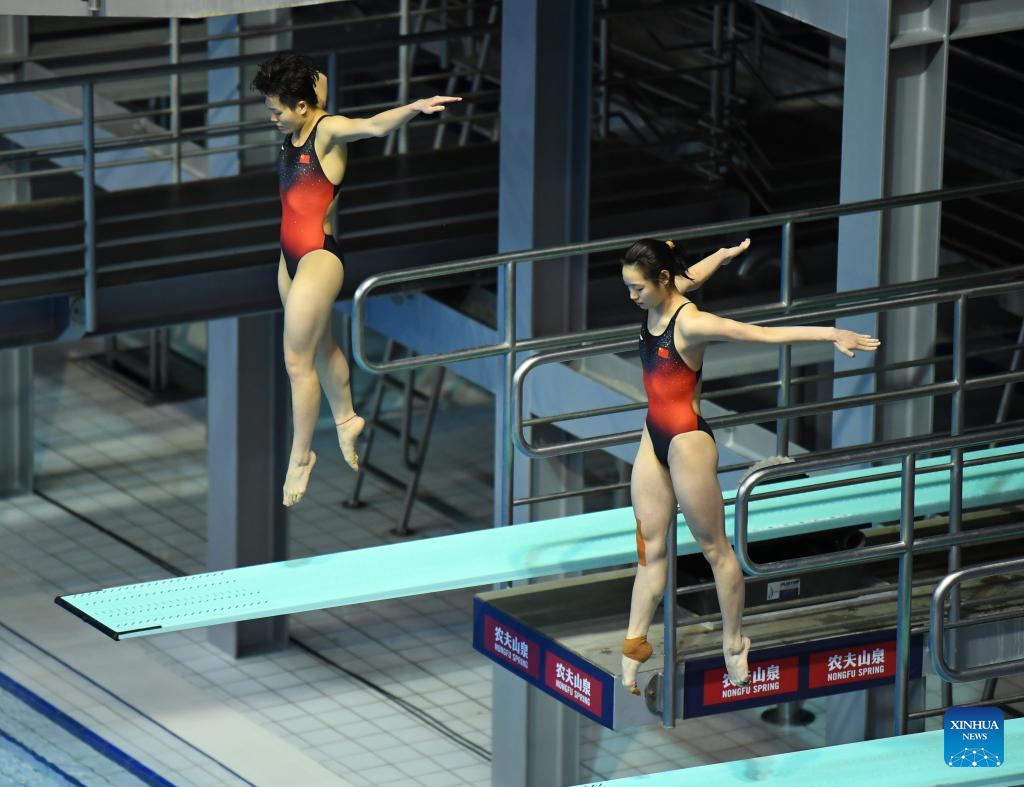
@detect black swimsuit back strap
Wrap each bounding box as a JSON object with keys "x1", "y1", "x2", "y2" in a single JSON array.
[
  {"x1": 310, "y1": 113, "x2": 332, "y2": 140},
  {"x1": 665, "y1": 301, "x2": 691, "y2": 329},
  {"x1": 291, "y1": 114, "x2": 332, "y2": 149}
]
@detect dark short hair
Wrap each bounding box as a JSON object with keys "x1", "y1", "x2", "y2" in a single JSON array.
[
  {"x1": 622, "y1": 238, "x2": 691, "y2": 285},
  {"x1": 251, "y1": 53, "x2": 319, "y2": 109}
]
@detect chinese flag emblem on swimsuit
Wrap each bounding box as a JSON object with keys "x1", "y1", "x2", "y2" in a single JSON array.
[
  {"x1": 299, "y1": 154, "x2": 311, "y2": 164},
  {"x1": 657, "y1": 347, "x2": 670, "y2": 358}
]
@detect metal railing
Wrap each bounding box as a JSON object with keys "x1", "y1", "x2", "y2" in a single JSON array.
[
  {"x1": 598, "y1": 1, "x2": 846, "y2": 201},
  {"x1": 351, "y1": 177, "x2": 1024, "y2": 730},
  {"x1": 352, "y1": 176, "x2": 1024, "y2": 372},
  {"x1": 511, "y1": 278, "x2": 1024, "y2": 460},
  {"x1": 508, "y1": 280, "x2": 1024, "y2": 726},
  {"x1": 734, "y1": 426, "x2": 1024, "y2": 735},
  {"x1": 512, "y1": 278, "x2": 1024, "y2": 728},
  {"x1": 0, "y1": 23, "x2": 499, "y2": 170},
  {"x1": 0, "y1": 8, "x2": 501, "y2": 333},
  {"x1": 931, "y1": 557, "x2": 1024, "y2": 684},
  {"x1": 0, "y1": 1, "x2": 499, "y2": 71},
  {"x1": 352, "y1": 177, "x2": 1024, "y2": 530},
  {"x1": 352, "y1": 176, "x2": 1024, "y2": 374}
]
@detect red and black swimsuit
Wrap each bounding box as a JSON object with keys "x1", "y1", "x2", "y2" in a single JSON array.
[
  {"x1": 640, "y1": 301, "x2": 715, "y2": 467},
  {"x1": 278, "y1": 114, "x2": 341, "y2": 278}
]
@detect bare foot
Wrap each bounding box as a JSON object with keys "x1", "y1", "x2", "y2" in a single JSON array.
[
  {"x1": 283, "y1": 451, "x2": 316, "y2": 507},
  {"x1": 336, "y1": 415, "x2": 365, "y2": 471},
  {"x1": 724, "y1": 634, "x2": 751, "y2": 687}
]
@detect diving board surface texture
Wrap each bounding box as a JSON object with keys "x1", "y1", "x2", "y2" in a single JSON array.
[
  {"x1": 57, "y1": 444, "x2": 1024, "y2": 639},
  {"x1": 576, "y1": 717, "x2": 1024, "y2": 786}
]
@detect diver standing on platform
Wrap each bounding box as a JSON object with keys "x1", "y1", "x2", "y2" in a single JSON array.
[
  {"x1": 252, "y1": 54, "x2": 459, "y2": 507},
  {"x1": 619, "y1": 238, "x2": 880, "y2": 695}
]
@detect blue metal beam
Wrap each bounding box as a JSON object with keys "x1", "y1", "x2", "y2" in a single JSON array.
[{"x1": 754, "y1": 0, "x2": 849, "y2": 38}]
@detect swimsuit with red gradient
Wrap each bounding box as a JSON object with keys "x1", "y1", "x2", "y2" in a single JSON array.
[
  {"x1": 278, "y1": 114, "x2": 341, "y2": 278},
  {"x1": 639, "y1": 301, "x2": 715, "y2": 467}
]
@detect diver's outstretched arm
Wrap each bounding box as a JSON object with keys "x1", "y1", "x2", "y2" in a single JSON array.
[
  {"x1": 320, "y1": 96, "x2": 462, "y2": 143},
  {"x1": 680, "y1": 308, "x2": 881, "y2": 358},
  {"x1": 676, "y1": 237, "x2": 751, "y2": 293}
]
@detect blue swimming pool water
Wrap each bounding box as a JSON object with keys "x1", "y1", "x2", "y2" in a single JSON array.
[
  {"x1": 0, "y1": 726, "x2": 78, "y2": 786},
  {"x1": 0, "y1": 673, "x2": 155, "y2": 787}
]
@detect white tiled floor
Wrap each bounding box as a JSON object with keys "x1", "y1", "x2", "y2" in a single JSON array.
[{"x1": 0, "y1": 343, "x2": 1020, "y2": 786}]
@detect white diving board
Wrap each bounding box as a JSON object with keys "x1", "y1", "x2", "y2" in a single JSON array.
[
  {"x1": 576, "y1": 717, "x2": 1024, "y2": 786},
  {"x1": 56, "y1": 444, "x2": 1024, "y2": 640}
]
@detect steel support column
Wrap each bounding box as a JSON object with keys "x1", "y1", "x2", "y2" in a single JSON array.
[
  {"x1": 834, "y1": 0, "x2": 950, "y2": 447},
  {"x1": 832, "y1": 0, "x2": 889, "y2": 448},
  {"x1": 492, "y1": 1, "x2": 592, "y2": 783},
  {"x1": 0, "y1": 18, "x2": 32, "y2": 497},
  {"x1": 206, "y1": 313, "x2": 288, "y2": 657},
  {"x1": 879, "y1": 2, "x2": 950, "y2": 441},
  {"x1": 498, "y1": 0, "x2": 592, "y2": 526},
  {"x1": 831, "y1": 0, "x2": 951, "y2": 742},
  {"x1": 0, "y1": 16, "x2": 29, "y2": 206},
  {"x1": 0, "y1": 348, "x2": 32, "y2": 497},
  {"x1": 0, "y1": 15, "x2": 29, "y2": 205}
]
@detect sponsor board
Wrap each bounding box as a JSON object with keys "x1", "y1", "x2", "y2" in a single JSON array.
[
  {"x1": 808, "y1": 640, "x2": 897, "y2": 689},
  {"x1": 703, "y1": 656, "x2": 800, "y2": 706},
  {"x1": 482, "y1": 614, "x2": 540, "y2": 679},
  {"x1": 473, "y1": 599, "x2": 614, "y2": 726},
  {"x1": 544, "y1": 653, "x2": 604, "y2": 715},
  {"x1": 683, "y1": 631, "x2": 923, "y2": 718}
]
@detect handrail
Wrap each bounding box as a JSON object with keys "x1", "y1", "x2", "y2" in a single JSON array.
[
  {"x1": 0, "y1": 0, "x2": 693, "y2": 77},
  {"x1": 0, "y1": 104, "x2": 500, "y2": 172},
  {"x1": 351, "y1": 176, "x2": 1024, "y2": 375},
  {"x1": 0, "y1": 27, "x2": 499, "y2": 97},
  {"x1": 511, "y1": 278, "x2": 1024, "y2": 458},
  {"x1": 732, "y1": 423, "x2": 1024, "y2": 735},
  {"x1": 0, "y1": 1, "x2": 499, "y2": 71},
  {"x1": 930, "y1": 557, "x2": 1024, "y2": 683},
  {"x1": 0, "y1": 82, "x2": 498, "y2": 145},
  {"x1": 0, "y1": 9, "x2": 502, "y2": 335},
  {"x1": 513, "y1": 431, "x2": 1024, "y2": 510},
  {"x1": 732, "y1": 425, "x2": 1024, "y2": 577},
  {"x1": 348, "y1": 177, "x2": 1024, "y2": 733},
  {"x1": 519, "y1": 339, "x2": 1024, "y2": 431}
]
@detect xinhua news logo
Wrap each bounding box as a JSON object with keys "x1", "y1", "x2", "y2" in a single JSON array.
[{"x1": 944, "y1": 707, "x2": 1003, "y2": 768}]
